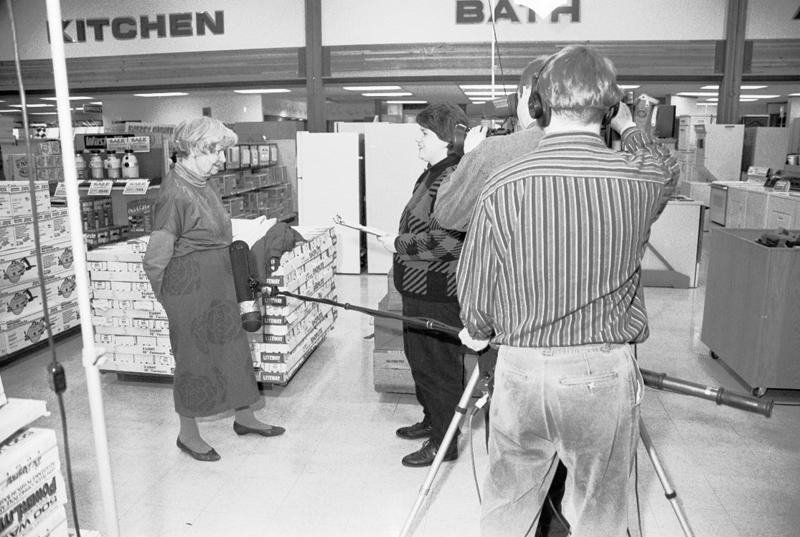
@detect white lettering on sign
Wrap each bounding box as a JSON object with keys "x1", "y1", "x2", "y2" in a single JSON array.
[
  {"x1": 455, "y1": 0, "x2": 580, "y2": 24},
  {"x1": 47, "y1": 11, "x2": 224, "y2": 43},
  {"x1": 88, "y1": 180, "x2": 114, "y2": 196}
]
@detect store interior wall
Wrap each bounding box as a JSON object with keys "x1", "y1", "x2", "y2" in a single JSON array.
[{"x1": 101, "y1": 94, "x2": 263, "y2": 126}]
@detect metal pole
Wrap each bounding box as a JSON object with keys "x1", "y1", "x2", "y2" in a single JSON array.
[
  {"x1": 398, "y1": 364, "x2": 484, "y2": 537},
  {"x1": 43, "y1": 1, "x2": 120, "y2": 536},
  {"x1": 639, "y1": 418, "x2": 694, "y2": 537},
  {"x1": 489, "y1": 0, "x2": 496, "y2": 100}
]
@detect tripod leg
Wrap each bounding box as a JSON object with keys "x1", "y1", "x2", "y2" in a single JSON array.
[
  {"x1": 639, "y1": 418, "x2": 695, "y2": 537},
  {"x1": 398, "y1": 364, "x2": 484, "y2": 537}
]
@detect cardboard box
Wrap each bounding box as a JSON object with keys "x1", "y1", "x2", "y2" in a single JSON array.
[
  {"x1": 0, "y1": 181, "x2": 51, "y2": 219},
  {"x1": 0, "y1": 243, "x2": 72, "y2": 290}
]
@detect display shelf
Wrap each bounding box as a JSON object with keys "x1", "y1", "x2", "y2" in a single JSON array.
[{"x1": 0, "y1": 398, "x2": 48, "y2": 444}]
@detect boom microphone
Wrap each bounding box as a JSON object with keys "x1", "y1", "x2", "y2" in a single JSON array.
[{"x1": 229, "y1": 240, "x2": 262, "y2": 332}]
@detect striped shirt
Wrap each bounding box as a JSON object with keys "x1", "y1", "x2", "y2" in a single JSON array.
[{"x1": 457, "y1": 128, "x2": 679, "y2": 347}]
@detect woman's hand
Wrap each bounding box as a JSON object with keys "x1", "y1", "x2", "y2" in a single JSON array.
[{"x1": 377, "y1": 234, "x2": 398, "y2": 253}]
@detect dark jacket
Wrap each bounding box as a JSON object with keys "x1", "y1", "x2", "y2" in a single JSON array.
[{"x1": 393, "y1": 154, "x2": 466, "y2": 303}]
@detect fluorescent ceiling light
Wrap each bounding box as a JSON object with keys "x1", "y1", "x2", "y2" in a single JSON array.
[
  {"x1": 459, "y1": 84, "x2": 517, "y2": 91},
  {"x1": 41, "y1": 96, "x2": 94, "y2": 101},
  {"x1": 464, "y1": 90, "x2": 515, "y2": 96},
  {"x1": 134, "y1": 92, "x2": 189, "y2": 97},
  {"x1": 470, "y1": 100, "x2": 487, "y2": 104},
  {"x1": 705, "y1": 98, "x2": 758, "y2": 102},
  {"x1": 233, "y1": 89, "x2": 291, "y2": 94},
  {"x1": 29, "y1": 112, "x2": 61, "y2": 115},
  {"x1": 0, "y1": 109, "x2": 20, "y2": 113},
  {"x1": 10, "y1": 103, "x2": 53, "y2": 108},
  {"x1": 90, "y1": 101, "x2": 103, "y2": 105},
  {"x1": 386, "y1": 100, "x2": 427, "y2": 104},
  {"x1": 701, "y1": 85, "x2": 767, "y2": 90},
  {"x1": 740, "y1": 94, "x2": 779, "y2": 99},
  {"x1": 344, "y1": 85, "x2": 402, "y2": 91},
  {"x1": 676, "y1": 92, "x2": 719, "y2": 97},
  {"x1": 618, "y1": 85, "x2": 640, "y2": 90},
  {"x1": 361, "y1": 92, "x2": 412, "y2": 97},
  {"x1": 790, "y1": 93, "x2": 800, "y2": 97}
]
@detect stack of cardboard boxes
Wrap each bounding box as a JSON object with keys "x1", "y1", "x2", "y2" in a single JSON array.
[
  {"x1": 372, "y1": 269, "x2": 479, "y2": 394},
  {"x1": 0, "y1": 374, "x2": 69, "y2": 537},
  {"x1": 0, "y1": 182, "x2": 78, "y2": 359},
  {"x1": 87, "y1": 238, "x2": 173, "y2": 376},
  {"x1": 248, "y1": 227, "x2": 338, "y2": 384},
  {"x1": 89, "y1": 227, "x2": 337, "y2": 385}
]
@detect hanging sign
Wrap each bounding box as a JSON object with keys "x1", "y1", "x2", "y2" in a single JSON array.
[
  {"x1": 87, "y1": 180, "x2": 114, "y2": 196},
  {"x1": 122, "y1": 179, "x2": 150, "y2": 195}
]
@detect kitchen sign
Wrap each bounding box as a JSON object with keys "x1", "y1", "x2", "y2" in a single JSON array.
[{"x1": 47, "y1": 11, "x2": 224, "y2": 43}]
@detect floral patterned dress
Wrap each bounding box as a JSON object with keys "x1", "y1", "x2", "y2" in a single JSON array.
[{"x1": 143, "y1": 164, "x2": 259, "y2": 417}]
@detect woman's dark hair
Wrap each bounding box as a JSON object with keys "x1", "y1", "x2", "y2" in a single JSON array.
[{"x1": 416, "y1": 102, "x2": 469, "y2": 150}]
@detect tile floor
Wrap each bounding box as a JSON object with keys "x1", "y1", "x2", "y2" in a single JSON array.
[{"x1": 2, "y1": 235, "x2": 799, "y2": 537}]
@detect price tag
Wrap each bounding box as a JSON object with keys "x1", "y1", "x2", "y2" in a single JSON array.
[
  {"x1": 106, "y1": 137, "x2": 130, "y2": 153},
  {"x1": 87, "y1": 180, "x2": 114, "y2": 196},
  {"x1": 129, "y1": 136, "x2": 151, "y2": 152},
  {"x1": 53, "y1": 182, "x2": 67, "y2": 198},
  {"x1": 122, "y1": 179, "x2": 150, "y2": 195}
]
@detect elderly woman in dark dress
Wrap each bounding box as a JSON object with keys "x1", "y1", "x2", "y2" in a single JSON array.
[{"x1": 144, "y1": 117, "x2": 284, "y2": 462}]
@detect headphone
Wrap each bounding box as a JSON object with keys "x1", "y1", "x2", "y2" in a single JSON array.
[
  {"x1": 452, "y1": 122, "x2": 469, "y2": 157},
  {"x1": 529, "y1": 54, "x2": 620, "y2": 129}
]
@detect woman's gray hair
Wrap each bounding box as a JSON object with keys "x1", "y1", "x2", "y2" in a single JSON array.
[{"x1": 171, "y1": 117, "x2": 238, "y2": 158}]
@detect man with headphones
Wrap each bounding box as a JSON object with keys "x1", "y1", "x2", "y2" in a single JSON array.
[
  {"x1": 457, "y1": 45, "x2": 679, "y2": 536},
  {"x1": 434, "y1": 57, "x2": 569, "y2": 537}
]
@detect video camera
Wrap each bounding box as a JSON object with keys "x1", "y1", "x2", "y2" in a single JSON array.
[{"x1": 455, "y1": 94, "x2": 517, "y2": 154}]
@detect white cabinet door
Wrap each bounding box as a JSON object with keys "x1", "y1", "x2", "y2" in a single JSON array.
[
  {"x1": 296, "y1": 132, "x2": 360, "y2": 274},
  {"x1": 725, "y1": 187, "x2": 747, "y2": 228}
]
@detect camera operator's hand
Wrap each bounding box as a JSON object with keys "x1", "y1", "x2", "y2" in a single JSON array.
[
  {"x1": 609, "y1": 102, "x2": 636, "y2": 135},
  {"x1": 377, "y1": 234, "x2": 398, "y2": 253},
  {"x1": 459, "y1": 328, "x2": 489, "y2": 352},
  {"x1": 463, "y1": 125, "x2": 489, "y2": 154}
]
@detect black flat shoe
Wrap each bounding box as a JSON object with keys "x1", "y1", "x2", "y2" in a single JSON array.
[
  {"x1": 176, "y1": 437, "x2": 220, "y2": 462},
  {"x1": 401, "y1": 439, "x2": 458, "y2": 468},
  {"x1": 233, "y1": 421, "x2": 285, "y2": 437},
  {"x1": 396, "y1": 421, "x2": 433, "y2": 440}
]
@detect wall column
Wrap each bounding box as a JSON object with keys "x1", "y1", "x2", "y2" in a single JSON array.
[
  {"x1": 304, "y1": 0, "x2": 325, "y2": 132},
  {"x1": 718, "y1": 0, "x2": 747, "y2": 124}
]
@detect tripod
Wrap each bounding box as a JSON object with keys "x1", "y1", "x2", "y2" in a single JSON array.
[{"x1": 265, "y1": 287, "x2": 773, "y2": 537}]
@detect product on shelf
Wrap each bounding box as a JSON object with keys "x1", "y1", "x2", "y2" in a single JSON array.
[
  {"x1": 104, "y1": 151, "x2": 121, "y2": 179},
  {"x1": 120, "y1": 149, "x2": 139, "y2": 178},
  {"x1": 89, "y1": 151, "x2": 104, "y2": 179}
]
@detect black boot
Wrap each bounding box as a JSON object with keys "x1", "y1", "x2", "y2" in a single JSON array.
[
  {"x1": 401, "y1": 439, "x2": 458, "y2": 467},
  {"x1": 396, "y1": 421, "x2": 433, "y2": 440}
]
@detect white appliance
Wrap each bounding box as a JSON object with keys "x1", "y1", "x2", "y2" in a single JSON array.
[
  {"x1": 700, "y1": 124, "x2": 745, "y2": 182},
  {"x1": 296, "y1": 132, "x2": 361, "y2": 273}
]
